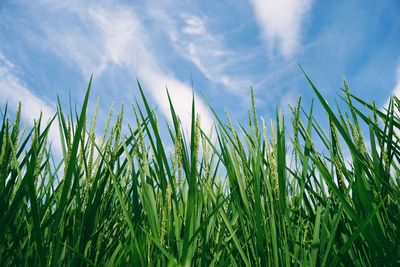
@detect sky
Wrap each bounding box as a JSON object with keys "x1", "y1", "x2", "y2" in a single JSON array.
[{"x1": 0, "y1": 0, "x2": 399, "y2": 154}]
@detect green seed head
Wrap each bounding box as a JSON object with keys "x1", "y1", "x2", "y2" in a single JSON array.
[
  {"x1": 174, "y1": 130, "x2": 183, "y2": 182},
  {"x1": 251, "y1": 87, "x2": 260, "y2": 140},
  {"x1": 194, "y1": 112, "x2": 201, "y2": 170}
]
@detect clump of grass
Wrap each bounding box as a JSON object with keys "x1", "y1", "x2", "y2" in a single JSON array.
[{"x1": 0, "y1": 73, "x2": 399, "y2": 266}]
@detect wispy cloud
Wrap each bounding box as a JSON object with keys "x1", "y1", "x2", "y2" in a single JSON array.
[
  {"x1": 250, "y1": 0, "x2": 313, "y2": 58},
  {"x1": 0, "y1": 53, "x2": 61, "y2": 154},
  {"x1": 146, "y1": 5, "x2": 254, "y2": 94},
  {"x1": 182, "y1": 15, "x2": 207, "y2": 36},
  {"x1": 385, "y1": 64, "x2": 400, "y2": 107},
  {"x1": 391, "y1": 65, "x2": 400, "y2": 97},
  {"x1": 178, "y1": 17, "x2": 248, "y2": 92},
  {"x1": 26, "y1": 1, "x2": 214, "y2": 131}
]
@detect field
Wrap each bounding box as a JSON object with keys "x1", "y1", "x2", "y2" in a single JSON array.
[{"x1": 1, "y1": 74, "x2": 399, "y2": 266}]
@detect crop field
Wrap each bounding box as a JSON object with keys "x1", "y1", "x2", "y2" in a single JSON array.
[{"x1": 0, "y1": 74, "x2": 399, "y2": 266}]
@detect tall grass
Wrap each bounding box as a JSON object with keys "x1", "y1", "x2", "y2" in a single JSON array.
[{"x1": 0, "y1": 74, "x2": 399, "y2": 266}]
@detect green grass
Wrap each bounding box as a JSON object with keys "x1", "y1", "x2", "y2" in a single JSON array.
[{"x1": 0, "y1": 74, "x2": 399, "y2": 266}]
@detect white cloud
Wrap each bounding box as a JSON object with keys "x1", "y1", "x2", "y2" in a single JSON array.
[
  {"x1": 0, "y1": 53, "x2": 62, "y2": 155},
  {"x1": 182, "y1": 16, "x2": 207, "y2": 35},
  {"x1": 153, "y1": 11, "x2": 253, "y2": 93},
  {"x1": 183, "y1": 39, "x2": 242, "y2": 91},
  {"x1": 250, "y1": 0, "x2": 313, "y2": 58},
  {"x1": 390, "y1": 65, "x2": 400, "y2": 98},
  {"x1": 385, "y1": 64, "x2": 400, "y2": 109},
  {"x1": 28, "y1": 1, "x2": 214, "y2": 132}
]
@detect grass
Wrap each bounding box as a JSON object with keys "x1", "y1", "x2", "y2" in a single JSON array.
[{"x1": 0, "y1": 74, "x2": 399, "y2": 266}]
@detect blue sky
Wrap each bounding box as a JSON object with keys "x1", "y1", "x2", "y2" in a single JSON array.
[{"x1": 0, "y1": 0, "x2": 399, "y2": 153}]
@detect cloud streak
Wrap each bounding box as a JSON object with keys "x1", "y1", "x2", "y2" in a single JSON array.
[
  {"x1": 0, "y1": 53, "x2": 62, "y2": 155},
  {"x1": 385, "y1": 64, "x2": 400, "y2": 107},
  {"x1": 250, "y1": 0, "x2": 313, "y2": 58},
  {"x1": 144, "y1": 4, "x2": 255, "y2": 94},
  {"x1": 28, "y1": 1, "x2": 214, "y2": 132},
  {"x1": 391, "y1": 65, "x2": 400, "y2": 98},
  {"x1": 175, "y1": 14, "x2": 254, "y2": 93}
]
